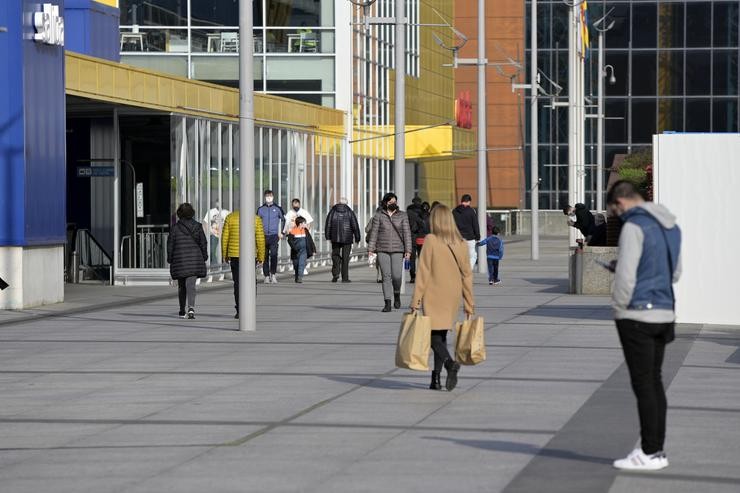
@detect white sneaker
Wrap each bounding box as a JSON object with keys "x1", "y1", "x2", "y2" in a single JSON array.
[
  {"x1": 613, "y1": 448, "x2": 668, "y2": 471},
  {"x1": 304, "y1": 268, "x2": 309, "y2": 276},
  {"x1": 264, "y1": 276, "x2": 272, "y2": 284},
  {"x1": 271, "y1": 274, "x2": 278, "y2": 284}
]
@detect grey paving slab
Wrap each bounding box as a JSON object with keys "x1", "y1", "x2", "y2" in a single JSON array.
[{"x1": 0, "y1": 236, "x2": 738, "y2": 492}]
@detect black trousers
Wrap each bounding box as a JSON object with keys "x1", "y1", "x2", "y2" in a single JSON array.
[
  {"x1": 409, "y1": 243, "x2": 423, "y2": 279},
  {"x1": 263, "y1": 235, "x2": 279, "y2": 276},
  {"x1": 230, "y1": 258, "x2": 240, "y2": 313},
  {"x1": 177, "y1": 276, "x2": 196, "y2": 311},
  {"x1": 616, "y1": 319, "x2": 675, "y2": 455},
  {"x1": 331, "y1": 242, "x2": 352, "y2": 280},
  {"x1": 487, "y1": 258, "x2": 500, "y2": 282},
  {"x1": 431, "y1": 330, "x2": 452, "y2": 373}
]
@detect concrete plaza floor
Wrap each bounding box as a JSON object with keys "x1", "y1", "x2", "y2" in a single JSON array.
[{"x1": 0, "y1": 237, "x2": 738, "y2": 492}]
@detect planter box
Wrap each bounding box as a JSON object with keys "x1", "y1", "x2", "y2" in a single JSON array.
[{"x1": 569, "y1": 246, "x2": 618, "y2": 295}]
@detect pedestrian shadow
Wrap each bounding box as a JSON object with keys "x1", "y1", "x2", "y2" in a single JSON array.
[
  {"x1": 312, "y1": 305, "x2": 387, "y2": 313},
  {"x1": 523, "y1": 278, "x2": 571, "y2": 294},
  {"x1": 423, "y1": 437, "x2": 613, "y2": 465},
  {"x1": 325, "y1": 374, "x2": 427, "y2": 390},
  {"x1": 521, "y1": 305, "x2": 612, "y2": 321}
]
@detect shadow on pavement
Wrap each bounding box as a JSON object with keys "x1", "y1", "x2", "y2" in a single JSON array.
[
  {"x1": 325, "y1": 374, "x2": 428, "y2": 390},
  {"x1": 523, "y1": 277, "x2": 571, "y2": 294},
  {"x1": 423, "y1": 437, "x2": 613, "y2": 465},
  {"x1": 522, "y1": 305, "x2": 612, "y2": 321}
]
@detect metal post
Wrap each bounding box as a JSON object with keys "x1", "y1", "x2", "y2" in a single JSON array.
[
  {"x1": 567, "y1": 2, "x2": 577, "y2": 247},
  {"x1": 596, "y1": 29, "x2": 604, "y2": 212},
  {"x1": 477, "y1": 0, "x2": 488, "y2": 273},
  {"x1": 530, "y1": 0, "x2": 539, "y2": 260},
  {"x1": 238, "y1": 0, "x2": 257, "y2": 332},
  {"x1": 394, "y1": 0, "x2": 405, "y2": 208}
]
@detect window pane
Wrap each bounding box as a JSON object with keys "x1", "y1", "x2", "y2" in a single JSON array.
[
  {"x1": 265, "y1": 57, "x2": 335, "y2": 91},
  {"x1": 632, "y1": 53, "x2": 657, "y2": 96},
  {"x1": 714, "y1": 2, "x2": 739, "y2": 47},
  {"x1": 658, "y1": 51, "x2": 684, "y2": 96},
  {"x1": 713, "y1": 99, "x2": 739, "y2": 132},
  {"x1": 685, "y1": 99, "x2": 711, "y2": 132},
  {"x1": 266, "y1": 0, "x2": 334, "y2": 27},
  {"x1": 120, "y1": 0, "x2": 187, "y2": 26},
  {"x1": 191, "y1": 29, "x2": 265, "y2": 54},
  {"x1": 120, "y1": 28, "x2": 188, "y2": 53},
  {"x1": 686, "y1": 2, "x2": 711, "y2": 47},
  {"x1": 606, "y1": 5, "x2": 630, "y2": 49},
  {"x1": 605, "y1": 99, "x2": 628, "y2": 144},
  {"x1": 190, "y1": 56, "x2": 263, "y2": 86},
  {"x1": 658, "y1": 3, "x2": 684, "y2": 48},
  {"x1": 264, "y1": 28, "x2": 334, "y2": 53},
  {"x1": 121, "y1": 54, "x2": 188, "y2": 77},
  {"x1": 658, "y1": 99, "x2": 684, "y2": 133},
  {"x1": 631, "y1": 100, "x2": 656, "y2": 144},
  {"x1": 632, "y1": 4, "x2": 657, "y2": 48},
  {"x1": 190, "y1": 0, "x2": 240, "y2": 27},
  {"x1": 605, "y1": 52, "x2": 628, "y2": 96},
  {"x1": 686, "y1": 51, "x2": 711, "y2": 95},
  {"x1": 713, "y1": 50, "x2": 739, "y2": 95}
]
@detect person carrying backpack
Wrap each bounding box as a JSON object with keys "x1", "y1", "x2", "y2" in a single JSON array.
[{"x1": 476, "y1": 226, "x2": 504, "y2": 285}]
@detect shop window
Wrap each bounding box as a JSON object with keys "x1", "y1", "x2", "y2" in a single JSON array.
[
  {"x1": 713, "y1": 2, "x2": 739, "y2": 47},
  {"x1": 658, "y1": 51, "x2": 684, "y2": 96},
  {"x1": 632, "y1": 53, "x2": 657, "y2": 96},
  {"x1": 605, "y1": 99, "x2": 628, "y2": 144},
  {"x1": 658, "y1": 98, "x2": 684, "y2": 133},
  {"x1": 606, "y1": 4, "x2": 629, "y2": 49},
  {"x1": 632, "y1": 4, "x2": 657, "y2": 49},
  {"x1": 120, "y1": 0, "x2": 187, "y2": 26},
  {"x1": 685, "y1": 51, "x2": 711, "y2": 95},
  {"x1": 686, "y1": 2, "x2": 711, "y2": 48},
  {"x1": 605, "y1": 52, "x2": 628, "y2": 96},
  {"x1": 631, "y1": 100, "x2": 657, "y2": 144},
  {"x1": 713, "y1": 50, "x2": 739, "y2": 96},
  {"x1": 685, "y1": 99, "x2": 711, "y2": 132},
  {"x1": 658, "y1": 3, "x2": 684, "y2": 49},
  {"x1": 713, "y1": 99, "x2": 739, "y2": 132}
]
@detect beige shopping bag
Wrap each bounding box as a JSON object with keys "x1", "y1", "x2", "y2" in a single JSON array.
[
  {"x1": 455, "y1": 316, "x2": 486, "y2": 365},
  {"x1": 395, "y1": 312, "x2": 432, "y2": 371}
]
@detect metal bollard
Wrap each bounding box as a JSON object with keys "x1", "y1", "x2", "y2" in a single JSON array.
[{"x1": 71, "y1": 251, "x2": 80, "y2": 284}]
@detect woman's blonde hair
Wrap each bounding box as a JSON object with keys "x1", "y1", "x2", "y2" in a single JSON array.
[{"x1": 429, "y1": 204, "x2": 463, "y2": 245}]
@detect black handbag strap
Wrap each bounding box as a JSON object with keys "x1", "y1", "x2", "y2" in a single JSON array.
[
  {"x1": 384, "y1": 213, "x2": 406, "y2": 246},
  {"x1": 447, "y1": 244, "x2": 465, "y2": 280}
]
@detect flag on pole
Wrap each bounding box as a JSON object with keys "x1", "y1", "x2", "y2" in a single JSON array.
[{"x1": 577, "y1": 1, "x2": 590, "y2": 59}]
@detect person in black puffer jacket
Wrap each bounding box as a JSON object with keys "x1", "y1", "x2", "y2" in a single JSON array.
[
  {"x1": 325, "y1": 198, "x2": 361, "y2": 282},
  {"x1": 167, "y1": 203, "x2": 208, "y2": 319}
]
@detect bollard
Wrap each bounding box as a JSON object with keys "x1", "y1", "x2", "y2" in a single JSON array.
[{"x1": 71, "y1": 251, "x2": 80, "y2": 283}]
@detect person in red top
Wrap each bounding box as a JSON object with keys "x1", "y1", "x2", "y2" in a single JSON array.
[{"x1": 287, "y1": 217, "x2": 309, "y2": 283}]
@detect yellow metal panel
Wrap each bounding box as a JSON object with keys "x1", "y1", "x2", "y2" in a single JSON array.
[
  {"x1": 93, "y1": 0, "x2": 118, "y2": 7},
  {"x1": 352, "y1": 125, "x2": 474, "y2": 162}
]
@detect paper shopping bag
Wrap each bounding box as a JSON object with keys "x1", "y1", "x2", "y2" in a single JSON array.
[
  {"x1": 455, "y1": 316, "x2": 486, "y2": 365},
  {"x1": 395, "y1": 312, "x2": 432, "y2": 371}
]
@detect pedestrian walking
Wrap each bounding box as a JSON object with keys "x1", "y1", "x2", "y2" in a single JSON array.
[
  {"x1": 607, "y1": 180, "x2": 682, "y2": 471},
  {"x1": 325, "y1": 197, "x2": 361, "y2": 283},
  {"x1": 221, "y1": 211, "x2": 267, "y2": 319},
  {"x1": 167, "y1": 203, "x2": 208, "y2": 319},
  {"x1": 452, "y1": 194, "x2": 481, "y2": 270},
  {"x1": 287, "y1": 216, "x2": 315, "y2": 283},
  {"x1": 283, "y1": 198, "x2": 314, "y2": 276},
  {"x1": 203, "y1": 200, "x2": 229, "y2": 265},
  {"x1": 476, "y1": 226, "x2": 504, "y2": 285},
  {"x1": 367, "y1": 193, "x2": 413, "y2": 312},
  {"x1": 406, "y1": 197, "x2": 428, "y2": 284},
  {"x1": 257, "y1": 190, "x2": 285, "y2": 284},
  {"x1": 410, "y1": 204, "x2": 475, "y2": 391}
]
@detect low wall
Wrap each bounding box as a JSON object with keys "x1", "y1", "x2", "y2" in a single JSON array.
[
  {"x1": 569, "y1": 246, "x2": 618, "y2": 295},
  {"x1": 512, "y1": 210, "x2": 571, "y2": 236}
]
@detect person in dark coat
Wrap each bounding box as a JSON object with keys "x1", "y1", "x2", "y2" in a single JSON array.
[
  {"x1": 167, "y1": 203, "x2": 208, "y2": 319},
  {"x1": 325, "y1": 197, "x2": 361, "y2": 282},
  {"x1": 406, "y1": 197, "x2": 430, "y2": 283},
  {"x1": 452, "y1": 194, "x2": 481, "y2": 270}
]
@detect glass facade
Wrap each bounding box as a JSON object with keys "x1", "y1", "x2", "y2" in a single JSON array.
[
  {"x1": 120, "y1": 0, "x2": 337, "y2": 107},
  {"x1": 170, "y1": 115, "x2": 351, "y2": 275},
  {"x1": 525, "y1": 0, "x2": 740, "y2": 209}
]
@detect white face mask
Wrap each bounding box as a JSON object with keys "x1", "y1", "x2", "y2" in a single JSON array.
[
  {"x1": 265, "y1": 196, "x2": 274, "y2": 205},
  {"x1": 568, "y1": 214, "x2": 577, "y2": 222}
]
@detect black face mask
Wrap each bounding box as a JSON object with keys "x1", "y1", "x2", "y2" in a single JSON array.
[
  {"x1": 293, "y1": 206, "x2": 300, "y2": 212},
  {"x1": 386, "y1": 203, "x2": 398, "y2": 212}
]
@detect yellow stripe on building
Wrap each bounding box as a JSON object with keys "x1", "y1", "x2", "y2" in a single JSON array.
[{"x1": 93, "y1": 0, "x2": 118, "y2": 7}]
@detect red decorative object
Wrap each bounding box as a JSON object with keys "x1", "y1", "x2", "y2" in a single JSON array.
[{"x1": 455, "y1": 91, "x2": 473, "y2": 129}]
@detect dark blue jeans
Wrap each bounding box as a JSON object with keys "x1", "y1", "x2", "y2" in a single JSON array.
[
  {"x1": 292, "y1": 237, "x2": 307, "y2": 280},
  {"x1": 487, "y1": 258, "x2": 500, "y2": 283},
  {"x1": 263, "y1": 234, "x2": 280, "y2": 276}
]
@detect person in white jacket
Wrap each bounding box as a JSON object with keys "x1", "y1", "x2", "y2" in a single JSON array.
[{"x1": 283, "y1": 198, "x2": 314, "y2": 275}]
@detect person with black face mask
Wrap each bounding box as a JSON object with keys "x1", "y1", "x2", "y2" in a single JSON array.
[{"x1": 367, "y1": 192, "x2": 413, "y2": 312}]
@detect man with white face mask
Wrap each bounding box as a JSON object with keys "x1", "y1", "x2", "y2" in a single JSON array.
[{"x1": 257, "y1": 190, "x2": 285, "y2": 283}]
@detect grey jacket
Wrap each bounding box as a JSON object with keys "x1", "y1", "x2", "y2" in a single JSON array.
[
  {"x1": 613, "y1": 202, "x2": 682, "y2": 323},
  {"x1": 367, "y1": 209, "x2": 413, "y2": 254}
]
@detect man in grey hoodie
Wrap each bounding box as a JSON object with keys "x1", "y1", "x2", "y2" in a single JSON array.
[{"x1": 607, "y1": 180, "x2": 682, "y2": 472}]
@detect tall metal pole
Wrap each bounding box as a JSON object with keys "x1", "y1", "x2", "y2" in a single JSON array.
[
  {"x1": 394, "y1": 0, "x2": 406, "y2": 208},
  {"x1": 530, "y1": 0, "x2": 539, "y2": 260},
  {"x1": 567, "y1": 3, "x2": 577, "y2": 247},
  {"x1": 596, "y1": 29, "x2": 604, "y2": 212},
  {"x1": 477, "y1": 0, "x2": 488, "y2": 273},
  {"x1": 238, "y1": 0, "x2": 256, "y2": 332}
]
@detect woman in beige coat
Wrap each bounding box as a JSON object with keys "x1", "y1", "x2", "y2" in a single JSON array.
[{"x1": 410, "y1": 204, "x2": 475, "y2": 391}]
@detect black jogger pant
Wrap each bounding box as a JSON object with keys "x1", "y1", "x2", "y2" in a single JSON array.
[
  {"x1": 431, "y1": 330, "x2": 452, "y2": 373},
  {"x1": 177, "y1": 276, "x2": 197, "y2": 311},
  {"x1": 230, "y1": 258, "x2": 240, "y2": 313},
  {"x1": 331, "y1": 242, "x2": 352, "y2": 280},
  {"x1": 263, "y1": 235, "x2": 279, "y2": 276},
  {"x1": 616, "y1": 319, "x2": 675, "y2": 455}
]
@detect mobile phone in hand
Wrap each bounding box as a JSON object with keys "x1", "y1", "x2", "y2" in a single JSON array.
[{"x1": 595, "y1": 259, "x2": 616, "y2": 272}]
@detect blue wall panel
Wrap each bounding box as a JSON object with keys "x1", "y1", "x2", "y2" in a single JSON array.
[
  {"x1": 0, "y1": 0, "x2": 27, "y2": 245},
  {"x1": 65, "y1": 0, "x2": 120, "y2": 62}
]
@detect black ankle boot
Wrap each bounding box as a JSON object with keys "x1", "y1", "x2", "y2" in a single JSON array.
[
  {"x1": 393, "y1": 293, "x2": 401, "y2": 309},
  {"x1": 429, "y1": 371, "x2": 442, "y2": 390},
  {"x1": 444, "y1": 359, "x2": 461, "y2": 391},
  {"x1": 382, "y1": 299, "x2": 392, "y2": 312}
]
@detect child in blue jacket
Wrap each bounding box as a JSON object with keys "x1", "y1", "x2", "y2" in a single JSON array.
[{"x1": 476, "y1": 226, "x2": 504, "y2": 285}]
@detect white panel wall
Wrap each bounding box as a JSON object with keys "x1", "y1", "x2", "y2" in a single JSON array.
[{"x1": 653, "y1": 134, "x2": 740, "y2": 325}]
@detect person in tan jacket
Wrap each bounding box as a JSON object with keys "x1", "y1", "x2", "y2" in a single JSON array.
[{"x1": 410, "y1": 204, "x2": 475, "y2": 391}]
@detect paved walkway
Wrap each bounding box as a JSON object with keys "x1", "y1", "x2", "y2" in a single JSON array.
[{"x1": 0, "y1": 238, "x2": 738, "y2": 492}]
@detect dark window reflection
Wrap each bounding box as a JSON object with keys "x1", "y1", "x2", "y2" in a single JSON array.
[
  {"x1": 686, "y1": 2, "x2": 711, "y2": 47},
  {"x1": 686, "y1": 99, "x2": 711, "y2": 132},
  {"x1": 713, "y1": 99, "x2": 739, "y2": 132},
  {"x1": 632, "y1": 4, "x2": 657, "y2": 48},
  {"x1": 632, "y1": 53, "x2": 657, "y2": 96},
  {"x1": 606, "y1": 4, "x2": 629, "y2": 49},
  {"x1": 606, "y1": 99, "x2": 628, "y2": 143},
  {"x1": 605, "y1": 146, "x2": 629, "y2": 169},
  {"x1": 658, "y1": 98, "x2": 684, "y2": 133},
  {"x1": 713, "y1": 2, "x2": 739, "y2": 47},
  {"x1": 685, "y1": 51, "x2": 711, "y2": 95},
  {"x1": 120, "y1": 0, "x2": 188, "y2": 26},
  {"x1": 658, "y1": 51, "x2": 684, "y2": 96},
  {"x1": 713, "y1": 50, "x2": 739, "y2": 95},
  {"x1": 266, "y1": 0, "x2": 326, "y2": 27},
  {"x1": 631, "y1": 100, "x2": 657, "y2": 143},
  {"x1": 658, "y1": 3, "x2": 684, "y2": 49},
  {"x1": 605, "y1": 52, "x2": 628, "y2": 96}
]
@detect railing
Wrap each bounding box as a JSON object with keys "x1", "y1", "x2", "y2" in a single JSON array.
[
  {"x1": 136, "y1": 224, "x2": 169, "y2": 269},
  {"x1": 69, "y1": 229, "x2": 113, "y2": 284}
]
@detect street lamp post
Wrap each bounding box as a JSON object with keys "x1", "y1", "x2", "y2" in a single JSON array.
[
  {"x1": 238, "y1": 0, "x2": 257, "y2": 332},
  {"x1": 530, "y1": 0, "x2": 539, "y2": 260},
  {"x1": 394, "y1": 0, "x2": 406, "y2": 209},
  {"x1": 593, "y1": 11, "x2": 615, "y2": 212},
  {"x1": 476, "y1": 0, "x2": 488, "y2": 273}
]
